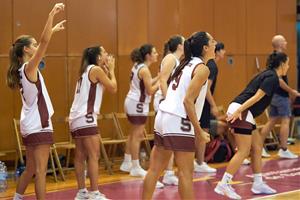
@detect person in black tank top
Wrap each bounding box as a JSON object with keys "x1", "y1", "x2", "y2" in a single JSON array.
[
  {"x1": 260, "y1": 35, "x2": 300, "y2": 159},
  {"x1": 215, "y1": 52, "x2": 289, "y2": 199}
]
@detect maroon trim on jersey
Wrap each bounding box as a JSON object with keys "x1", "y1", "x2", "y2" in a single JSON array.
[
  {"x1": 126, "y1": 114, "x2": 147, "y2": 125},
  {"x1": 35, "y1": 73, "x2": 50, "y2": 128},
  {"x1": 88, "y1": 65, "x2": 99, "y2": 84},
  {"x1": 191, "y1": 62, "x2": 204, "y2": 79},
  {"x1": 154, "y1": 134, "x2": 195, "y2": 152},
  {"x1": 87, "y1": 83, "x2": 97, "y2": 114},
  {"x1": 139, "y1": 80, "x2": 146, "y2": 102},
  {"x1": 71, "y1": 126, "x2": 98, "y2": 138},
  {"x1": 23, "y1": 64, "x2": 38, "y2": 84},
  {"x1": 22, "y1": 132, "x2": 53, "y2": 146}
]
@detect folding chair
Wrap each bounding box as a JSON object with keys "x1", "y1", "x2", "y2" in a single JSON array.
[
  {"x1": 256, "y1": 109, "x2": 279, "y2": 149},
  {"x1": 54, "y1": 117, "x2": 76, "y2": 169},
  {"x1": 113, "y1": 112, "x2": 154, "y2": 157},
  {"x1": 98, "y1": 113, "x2": 127, "y2": 175},
  {"x1": 13, "y1": 119, "x2": 65, "y2": 182}
]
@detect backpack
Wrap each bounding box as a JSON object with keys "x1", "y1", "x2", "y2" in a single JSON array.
[{"x1": 205, "y1": 138, "x2": 233, "y2": 163}]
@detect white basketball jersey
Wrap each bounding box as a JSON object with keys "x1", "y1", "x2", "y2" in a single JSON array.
[
  {"x1": 19, "y1": 63, "x2": 54, "y2": 136},
  {"x1": 159, "y1": 57, "x2": 208, "y2": 120},
  {"x1": 154, "y1": 54, "x2": 180, "y2": 103},
  {"x1": 69, "y1": 65, "x2": 104, "y2": 120},
  {"x1": 126, "y1": 63, "x2": 151, "y2": 103}
]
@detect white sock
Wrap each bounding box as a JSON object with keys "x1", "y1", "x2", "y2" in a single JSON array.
[
  {"x1": 253, "y1": 173, "x2": 263, "y2": 184},
  {"x1": 13, "y1": 193, "x2": 23, "y2": 200},
  {"x1": 132, "y1": 159, "x2": 140, "y2": 168},
  {"x1": 78, "y1": 188, "x2": 88, "y2": 193},
  {"x1": 221, "y1": 172, "x2": 233, "y2": 184},
  {"x1": 124, "y1": 153, "x2": 132, "y2": 162},
  {"x1": 165, "y1": 170, "x2": 175, "y2": 176}
]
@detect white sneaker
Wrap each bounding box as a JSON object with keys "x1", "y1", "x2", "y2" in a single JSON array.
[
  {"x1": 130, "y1": 167, "x2": 147, "y2": 177},
  {"x1": 155, "y1": 181, "x2": 164, "y2": 189},
  {"x1": 278, "y1": 149, "x2": 298, "y2": 159},
  {"x1": 242, "y1": 158, "x2": 250, "y2": 165},
  {"x1": 251, "y1": 182, "x2": 277, "y2": 194},
  {"x1": 89, "y1": 191, "x2": 109, "y2": 200},
  {"x1": 194, "y1": 161, "x2": 216, "y2": 173},
  {"x1": 262, "y1": 148, "x2": 271, "y2": 158},
  {"x1": 120, "y1": 161, "x2": 132, "y2": 172},
  {"x1": 162, "y1": 173, "x2": 178, "y2": 186},
  {"x1": 214, "y1": 182, "x2": 241, "y2": 199},
  {"x1": 75, "y1": 189, "x2": 89, "y2": 200}
]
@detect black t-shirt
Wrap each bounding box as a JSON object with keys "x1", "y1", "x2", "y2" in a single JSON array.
[
  {"x1": 207, "y1": 59, "x2": 218, "y2": 94},
  {"x1": 275, "y1": 75, "x2": 289, "y2": 97},
  {"x1": 233, "y1": 69, "x2": 279, "y2": 117},
  {"x1": 200, "y1": 59, "x2": 218, "y2": 122}
]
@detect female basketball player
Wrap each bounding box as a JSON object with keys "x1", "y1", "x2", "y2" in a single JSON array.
[
  {"x1": 6, "y1": 3, "x2": 66, "y2": 200},
  {"x1": 120, "y1": 44, "x2": 159, "y2": 178},
  {"x1": 214, "y1": 52, "x2": 289, "y2": 199},
  {"x1": 69, "y1": 46, "x2": 117, "y2": 200},
  {"x1": 153, "y1": 35, "x2": 185, "y2": 186},
  {"x1": 143, "y1": 32, "x2": 215, "y2": 200}
]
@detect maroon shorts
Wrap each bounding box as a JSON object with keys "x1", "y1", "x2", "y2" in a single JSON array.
[
  {"x1": 126, "y1": 114, "x2": 148, "y2": 125},
  {"x1": 71, "y1": 126, "x2": 98, "y2": 139},
  {"x1": 22, "y1": 132, "x2": 54, "y2": 146},
  {"x1": 154, "y1": 132, "x2": 196, "y2": 152}
]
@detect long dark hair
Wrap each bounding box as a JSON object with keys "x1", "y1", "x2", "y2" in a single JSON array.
[
  {"x1": 163, "y1": 35, "x2": 184, "y2": 57},
  {"x1": 7, "y1": 35, "x2": 33, "y2": 89},
  {"x1": 169, "y1": 32, "x2": 209, "y2": 82},
  {"x1": 130, "y1": 44, "x2": 154, "y2": 64},
  {"x1": 79, "y1": 46, "x2": 101, "y2": 76},
  {"x1": 266, "y1": 51, "x2": 288, "y2": 70}
]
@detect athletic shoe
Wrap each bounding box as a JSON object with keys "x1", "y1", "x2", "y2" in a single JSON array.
[
  {"x1": 242, "y1": 158, "x2": 250, "y2": 165},
  {"x1": 162, "y1": 173, "x2": 178, "y2": 185},
  {"x1": 155, "y1": 181, "x2": 164, "y2": 189},
  {"x1": 120, "y1": 161, "x2": 132, "y2": 172},
  {"x1": 278, "y1": 149, "x2": 298, "y2": 159},
  {"x1": 262, "y1": 148, "x2": 271, "y2": 158},
  {"x1": 214, "y1": 182, "x2": 241, "y2": 199},
  {"x1": 74, "y1": 189, "x2": 89, "y2": 200},
  {"x1": 130, "y1": 167, "x2": 147, "y2": 177},
  {"x1": 194, "y1": 161, "x2": 216, "y2": 173},
  {"x1": 89, "y1": 191, "x2": 109, "y2": 200},
  {"x1": 251, "y1": 182, "x2": 277, "y2": 194}
]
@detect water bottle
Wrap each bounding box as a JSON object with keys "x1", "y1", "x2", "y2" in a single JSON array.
[
  {"x1": 140, "y1": 148, "x2": 148, "y2": 168},
  {"x1": 0, "y1": 161, "x2": 8, "y2": 192}
]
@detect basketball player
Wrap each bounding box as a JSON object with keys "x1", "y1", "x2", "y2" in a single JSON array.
[
  {"x1": 215, "y1": 52, "x2": 289, "y2": 199},
  {"x1": 69, "y1": 46, "x2": 117, "y2": 200},
  {"x1": 120, "y1": 44, "x2": 160, "y2": 179},
  {"x1": 6, "y1": 3, "x2": 66, "y2": 200},
  {"x1": 153, "y1": 35, "x2": 185, "y2": 186},
  {"x1": 143, "y1": 32, "x2": 215, "y2": 200}
]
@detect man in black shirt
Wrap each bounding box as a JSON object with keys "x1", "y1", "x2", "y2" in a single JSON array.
[
  {"x1": 260, "y1": 35, "x2": 299, "y2": 159},
  {"x1": 195, "y1": 43, "x2": 225, "y2": 173}
]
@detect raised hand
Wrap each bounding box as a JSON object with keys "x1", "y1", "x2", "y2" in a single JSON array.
[
  {"x1": 52, "y1": 20, "x2": 66, "y2": 32},
  {"x1": 50, "y1": 3, "x2": 65, "y2": 16},
  {"x1": 107, "y1": 55, "x2": 115, "y2": 71}
]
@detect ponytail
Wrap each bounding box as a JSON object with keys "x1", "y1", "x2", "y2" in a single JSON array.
[
  {"x1": 266, "y1": 51, "x2": 288, "y2": 70},
  {"x1": 130, "y1": 44, "x2": 154, "y2": 64},
  {"x1": 79, "y1": 46, "x2": 101, "y2": 76},
  {"x1": 7, "y1": 35, "x2": 33, "y2": 89},
  {"x1": 168, "y1": 32, "x2": 209, "y2": 84}
]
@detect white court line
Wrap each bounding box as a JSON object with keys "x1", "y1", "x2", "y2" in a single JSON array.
[{"x1": 248, "y1": 189, "x2": 300, "y2": 200}]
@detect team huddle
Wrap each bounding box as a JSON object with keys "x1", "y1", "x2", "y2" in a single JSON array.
[{"x1": 7, "y1": 3, "x2": 298, "y2": 200}]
